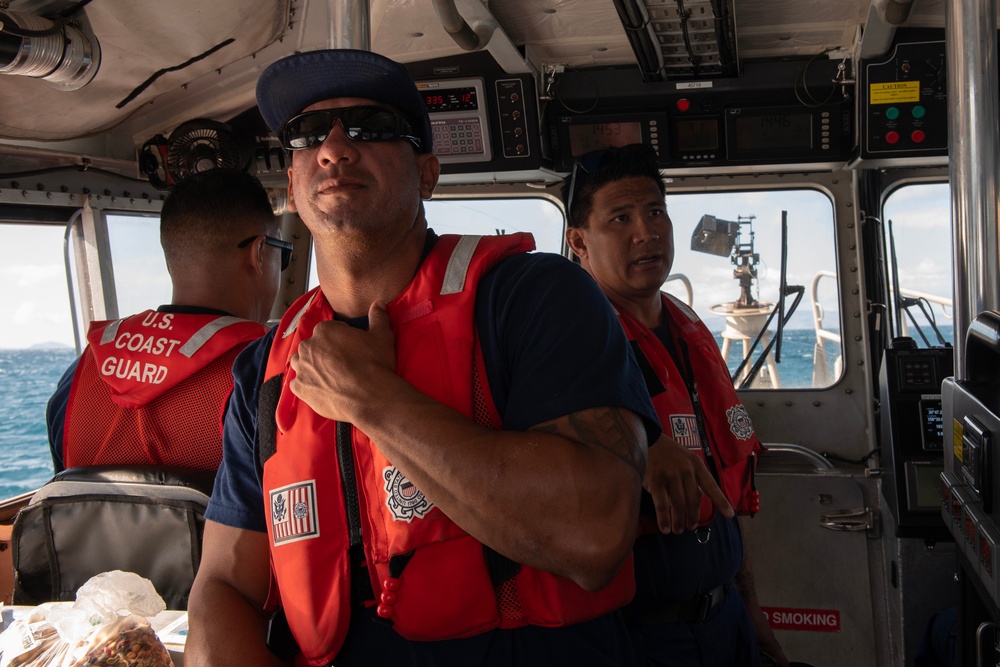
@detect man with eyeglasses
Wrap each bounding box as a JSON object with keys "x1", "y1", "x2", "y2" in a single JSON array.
[
  {"x1": 188, "y1": 50, "x2": 659, "y2": 667},
  {"x1": 46, "y1": 168, "x2": 282, "y2": 473},
  {"x1": 563, "y1": 144, "x2": 788, "y2": 667}
]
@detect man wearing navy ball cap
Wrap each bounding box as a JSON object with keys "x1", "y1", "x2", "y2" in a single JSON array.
[{"x1": 188, "y1": 48, "x2": 660, "y2": 667}]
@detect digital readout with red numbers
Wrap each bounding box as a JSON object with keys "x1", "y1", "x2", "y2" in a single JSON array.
[{"x1": 423, "y1": 87, "x2": 478, "y2": 112}]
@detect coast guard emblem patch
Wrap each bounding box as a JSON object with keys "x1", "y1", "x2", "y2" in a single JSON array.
[
  {"x1": 726, "y1": 404, "x2": 754, "y2": 440},
  {"x1": 669, "y1": 414, "x2": 701, "y2": 450},
  {"x1": 384, "y1": 465, "x2": 434, "y2": 522},
  {"x1": 270, "y1": 480, "x2": 319, "y2": 545}
]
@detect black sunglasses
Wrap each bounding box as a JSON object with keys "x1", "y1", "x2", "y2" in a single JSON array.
[
  {"x1": 238, "y1": 235, "x2": 293, "y2": 271},
  {"x1": 278, "y1": 106, "x2": 423, "y2": 151},
  {"x1": 566, "y1": 143, "x2": 660, "y2": 224}
]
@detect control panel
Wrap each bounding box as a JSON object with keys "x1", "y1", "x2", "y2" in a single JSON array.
[
  {"x1": 879, "y1": 338, "x2": 953, "y2": 538},
  {"x1": 405, "y1": 53, "x2": 542, "y2": 181},
  {"x1": 417, "y1": 77, "x2": 491, "y2": 164},
  {"x1": 547, "y1": 57, "x2": 854, "y2": 173},
  {"x1": 494, "y1": 78, "x2": 531, "y2": 159},
  {"x1": 553, "y1": 112, "x2": 668, "y2": 171},
  {"x1": 860, "y1": 39, "x2": 948, "y2": 162},
  {"x1": 942, "y1": 311, "x2": 1000, "y2": 614}
]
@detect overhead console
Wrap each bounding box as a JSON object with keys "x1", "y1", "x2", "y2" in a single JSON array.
[
  {"x1": 405, "y1": 53, "x2": 549, "y2": 185},
  {"x1": 547, "y1": 57, "x2": 854, "y2": 175},
  {"x1": 858, "y1": 30, "x2": 948, "y2": 168}
]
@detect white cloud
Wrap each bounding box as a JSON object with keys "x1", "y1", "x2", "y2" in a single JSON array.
[{"x1": 1, "y1": 263, "x2": 66, "y2": 286}]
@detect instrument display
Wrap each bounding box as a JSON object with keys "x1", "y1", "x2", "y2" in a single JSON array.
[
  {"x1": 726, "y1": 106, "x2": 838, "y2": 160},
  {"x1": 554, "y1": 112, "x2": 668, "y2": 170},
  {"x1": 567, "y1": 121, "x2": 643, "y2": 156},
  {"x1": 415, "y1": 77, "x2": 492, "y2": 164},
  {"x1": 423, "y1": 87, "x2": 479, "y2": 113},
  {"x1": 732, "y1": 113, "x2": 813, "y2": 152},
  {"x1": 675, "y1": 118, "x2": 720, "y2": 153}
]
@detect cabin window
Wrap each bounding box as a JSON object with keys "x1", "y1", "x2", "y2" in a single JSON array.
[
  {"x1": 882, "y1": 183, "x2": 953, "y2": 347},
  {"x1": 424, "y1": 198, "x2": 565, "y2": 252},
  {"x1": 662, "y1": 188, "x2": 841, "y2": 390},
  {"x1": 106, "y1": 214, "x2": 172, "y2": 316},
  {"x1": 306, "y1": 197, "x2": 565, "y2": 288},
  {"x1": 0, "y1": 222, "x2": 76, "y2": 495}
]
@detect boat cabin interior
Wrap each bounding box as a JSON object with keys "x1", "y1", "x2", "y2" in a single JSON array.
[{"x1": 1, "y1": 0, "x2": 1000, "y2": 665}]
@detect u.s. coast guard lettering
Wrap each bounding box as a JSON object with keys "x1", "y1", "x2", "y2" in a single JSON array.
[{"x1": 98, "y1": 311, "x2": 180, "y2": 384}]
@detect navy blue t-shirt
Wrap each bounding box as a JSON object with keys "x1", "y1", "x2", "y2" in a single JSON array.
[
  {"x1": 629, "y1": 323, "x2": 744, "y2": 606},
  {"x1": 207, "y1": 245, "x2": 660, "y2": 666}
]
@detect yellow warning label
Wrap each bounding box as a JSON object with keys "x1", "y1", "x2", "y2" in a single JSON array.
[
  {"x1": 953, "y1": 419, "x2": 964, "y2": 462},
  {"x1": 870, "y1": 81, "x2": 921, "y2": 105}
]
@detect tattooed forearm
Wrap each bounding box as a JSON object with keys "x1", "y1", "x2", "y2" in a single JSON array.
[{"x1": 532, "y1": 407, "x2": 647, "y2": 475}]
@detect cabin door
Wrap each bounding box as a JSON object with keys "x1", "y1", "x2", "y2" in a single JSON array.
[{"x1": 742, "y1": 471, "x2": 883, "y2": 666}]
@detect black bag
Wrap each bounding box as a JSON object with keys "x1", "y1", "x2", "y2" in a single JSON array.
[{"x1": 11, "y1": 465, "x2": 215, "y2": 610}]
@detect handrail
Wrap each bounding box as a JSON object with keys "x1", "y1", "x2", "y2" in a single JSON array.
[
  {"x1": 762, "y1": 442, "x2": 835, "y2": 470},
  {"x1": 665, "y1": 273, "x2": 693, "y2": 306},
  {"x1": 810, "y1": 270, "x2": 840, "y2": 347},
  {"x1": 810, "y1": 269, "x2": 953, "y2": 346}
]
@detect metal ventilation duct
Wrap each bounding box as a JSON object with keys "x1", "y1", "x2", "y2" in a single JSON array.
[{"x1": 0, "y1": 8, "x2": 101, "y2": 91}]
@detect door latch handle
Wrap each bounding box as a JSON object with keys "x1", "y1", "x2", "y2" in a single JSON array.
[{"x1": 820, "y1": 507, "x2": 879, "y2": 537}]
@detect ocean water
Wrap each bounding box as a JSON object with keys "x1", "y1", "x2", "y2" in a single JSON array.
[
  {"x1": 0, "y1": 348, "x2": 75, "y2": 499},
  {"x1": 1, "y1": 328, "x2": 947, "y2": 500}
]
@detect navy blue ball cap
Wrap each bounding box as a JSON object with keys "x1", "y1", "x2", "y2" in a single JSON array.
[{"x1": 256, "y1": 49, "x2": 433, "y2": 154}]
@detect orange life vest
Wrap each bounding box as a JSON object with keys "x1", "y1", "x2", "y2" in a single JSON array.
[
  {"x1": 619, "y1": 294, "x2": 760, "y2": 529},
  {"x1": 64, "y1": 311, "x2": 267, "y2": 470},
  {"x1": 261, "y1": 234, "x2": 636, "y2": 666}
]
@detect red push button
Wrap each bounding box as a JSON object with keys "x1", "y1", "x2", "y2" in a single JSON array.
[
  {"x1": 885, "y1": 131, "x2": 900, "y2": 145},
  {"x1": 381, "y1": 591, "x2": 398, "y2": 605},
  {"x1": 911, "y1": 129, "x2": 926, "y2": 143},
  {"x1": 383, "y1": 577, "x2": 401, "y2": 591},
  {"x1": 676, "y1": 98, "x2": 691, "y2": 112},
  {"x1": 376, "y1": 604, "x2": 394, "y2": 618}
]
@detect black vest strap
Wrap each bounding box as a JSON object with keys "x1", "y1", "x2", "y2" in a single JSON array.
[{"x1": 257, "y1": 374, "x2": 282, "y2": 471}]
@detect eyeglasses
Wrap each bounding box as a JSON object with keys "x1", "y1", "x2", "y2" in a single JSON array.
[
  {"x1": 565, "y1": 143, "x2": 660, "y2": 225},
  {"x1": 278, "y1": 106, "x2": 423, "y2": 151},
  {"x1": 237, "y1": 235, "x2": 293, "y2": 271}
]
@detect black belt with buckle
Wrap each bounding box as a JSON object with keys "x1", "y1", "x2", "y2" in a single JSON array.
[{"x1": 624, "y1": 584, "x2": 727, "y2": 625}]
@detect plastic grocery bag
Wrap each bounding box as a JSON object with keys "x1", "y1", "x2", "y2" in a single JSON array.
[{"x1": 0, "y1": 571, "x2": 174, "y2": 667}]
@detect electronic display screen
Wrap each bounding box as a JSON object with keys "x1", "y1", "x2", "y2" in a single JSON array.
[
  {"x1": 920, "y1": 398, "x2": 944, "y2": 450},
  {"x1": 423, "y1": 87, "x2": 478, "y2": 113},
  {"x1": 675, "y1": 118, "x2": 719, "y2": 152},
  {"x1": 906, "y1": 461, "x2": 944, "y2": 511},
  {"x1": 567, "y1": 122, "x2": 643, "y2": 157},
  {"x1": 733, "y1": 113, "x2": 813, "y2": 152}
]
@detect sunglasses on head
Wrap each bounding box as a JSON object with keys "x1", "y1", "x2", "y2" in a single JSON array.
[
  {"x1": 238, "y1": 235, "x2": 293, "y2": 271},
  {"x1": 278, "y1": 106, "x2": 423, "y2": 151},
  {"x1": 566, "y1": 143, "x2": 660, "y2": 224}
]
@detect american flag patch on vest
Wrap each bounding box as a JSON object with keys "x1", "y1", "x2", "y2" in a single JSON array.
[
  {"x1": 669, "y1": 414, "x2": 701, "y2": 450},
  {"x1": 270, "y1": 480, "x2": 320, "y2": 545}
]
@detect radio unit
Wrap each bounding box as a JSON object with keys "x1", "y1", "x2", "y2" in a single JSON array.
[
  {"x1": 406, "y1": 52, "x2": 543, "y2": 183},
  {"x1": 546, "y1": 58, "x2": 855, "y2": 174},
  {"x1": 553, "y1": 113, "x2": 669, "y2": 171},
  {"x1": 724, "y1": 105, "x2": 848, "y2": 163},
  {"x1": 416, "y1": 77, "x2": 492, "y2": 164}
]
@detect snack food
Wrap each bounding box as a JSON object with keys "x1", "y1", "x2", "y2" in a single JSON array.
[{"x1": 77, "y1": 621, "x2": 173, "y2": 667}]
